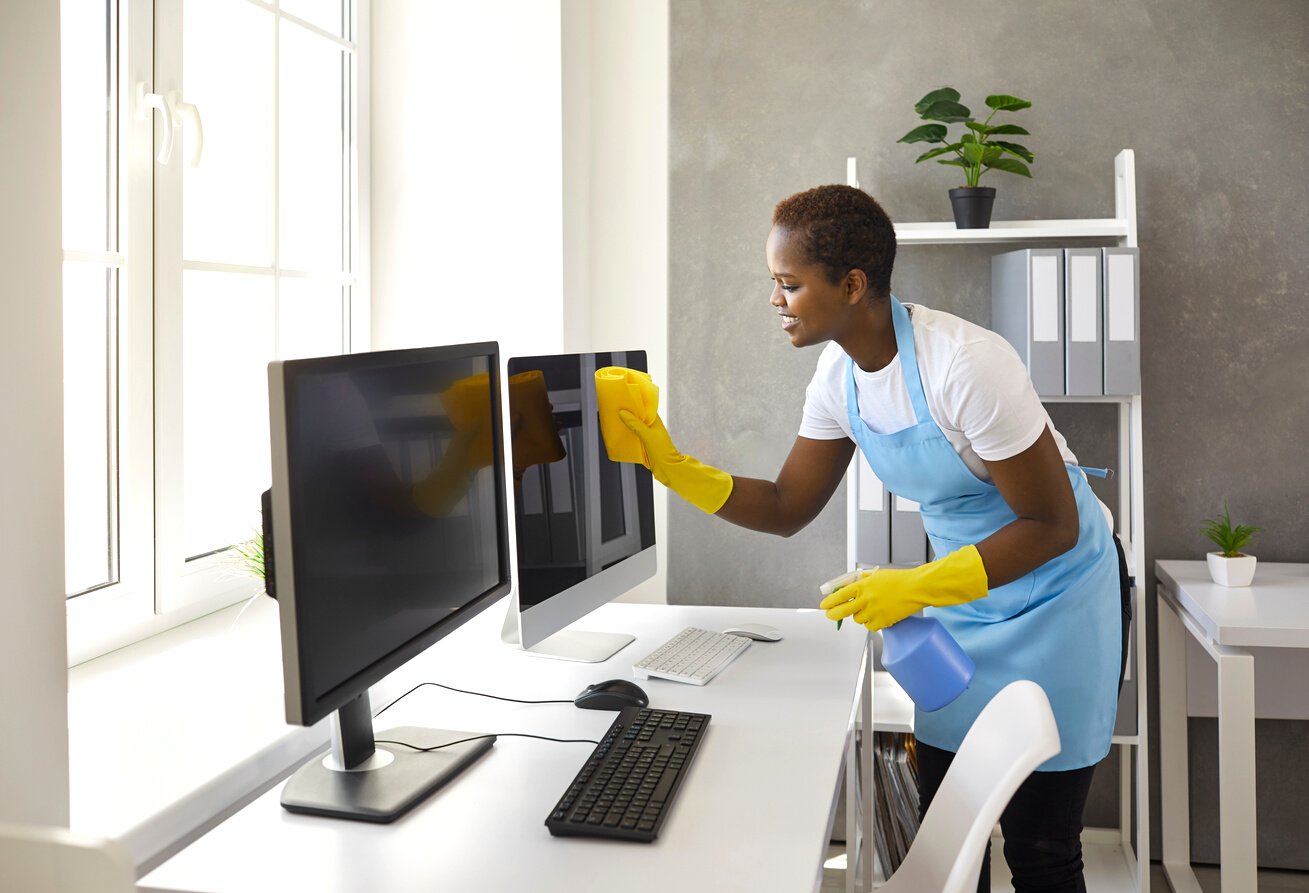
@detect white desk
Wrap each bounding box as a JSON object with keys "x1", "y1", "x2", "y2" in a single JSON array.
[
  {"x1": 1155, "y1": 560, "x2": 1309, "y2": 893},
  {"x1": 139, "y1": 602, "x2": 870, "y2": 893}
]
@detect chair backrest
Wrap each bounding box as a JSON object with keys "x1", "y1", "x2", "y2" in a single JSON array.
[
  {"x1": 882, "y1": 679, "x2": 1061, "y2": 893},
  {"x1": 0, "y1": 823, "x2": 136, "y2": 893}
]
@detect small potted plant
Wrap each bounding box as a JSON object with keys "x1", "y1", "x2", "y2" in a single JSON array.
[
  {"x1": 231, "y1": 531, "x2": 266, "y2": 591},
  {"x1": 1200, "y1": 503, "x2": 1262, "y2": 587},
  {"x1": 897, "y1": 87, "x2": 1035, "y2": 229}
]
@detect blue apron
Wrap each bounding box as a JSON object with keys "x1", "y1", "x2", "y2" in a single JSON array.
[{"x1": 846, "y1": 298, "x2": 1120, "y2": 771}]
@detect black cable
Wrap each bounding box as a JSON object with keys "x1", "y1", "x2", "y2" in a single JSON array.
[
  {"x1": 376, "y1": 732, "x2": 599, "y2": 752},
  {"x1": 372, "y1": 683, "x2": 597, "y2": 750},
  {"x1": 375, "y1": 680, "x2": 574, "y2": 717}
]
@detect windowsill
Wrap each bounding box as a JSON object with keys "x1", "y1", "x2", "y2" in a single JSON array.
[{"x1": 66, "y1": 595, "x2": 329, "y2": 875}]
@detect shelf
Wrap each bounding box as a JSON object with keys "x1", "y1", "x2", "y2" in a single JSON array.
[
  {"x1": 868, "y1": 671, "x2": 915, "y2": 734},
  {"x1": 1040, "y1": 393, "x2": 1136, "y2": 404},
  {"x1": 894, "y1": 218, "x2": 1129, "y2": 245}
]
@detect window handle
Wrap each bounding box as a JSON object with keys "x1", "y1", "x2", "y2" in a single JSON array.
[
  {"x1": 168, "y1": 91, "x2": 204, "y2": 168},
  {"x1": 136, "y1": 83, "x2": 176, "y2": 165}
]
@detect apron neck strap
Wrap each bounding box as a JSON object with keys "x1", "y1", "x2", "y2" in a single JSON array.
[{"x1": 890, "y1": 297, "x2": 933, "y2": 425}]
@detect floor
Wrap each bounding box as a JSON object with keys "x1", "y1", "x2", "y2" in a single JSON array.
[{"x1": 819, "y1": 844, "x2": 1309, "y2": 892}]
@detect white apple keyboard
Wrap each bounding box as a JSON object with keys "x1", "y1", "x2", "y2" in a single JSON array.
[{"x1": 632, "y1": 626, "x2": 752, "y2": 685}]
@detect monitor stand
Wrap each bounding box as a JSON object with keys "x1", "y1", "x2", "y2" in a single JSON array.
[
  {"x1": 280, "y1": 691, "x2": 494, "y2": 823},
  {"x1": 523, "y1": 629, "x2": 635, "y2": 662},
  {"x1": 499, "y1": 595, "x2": 634, "y2": 662}
]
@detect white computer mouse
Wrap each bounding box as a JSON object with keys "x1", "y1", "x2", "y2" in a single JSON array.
[{"x1": 721, "y1": 622, "x2": 784, "y2": 642}]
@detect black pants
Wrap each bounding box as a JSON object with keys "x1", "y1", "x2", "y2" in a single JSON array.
[{"x1": 914, "y1": 536, "x2": 1133, "y2": 893}]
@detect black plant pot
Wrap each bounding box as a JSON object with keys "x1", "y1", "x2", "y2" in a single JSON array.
[{"x1": 948, "y1": 187, "x2": 996, "y2": 229}]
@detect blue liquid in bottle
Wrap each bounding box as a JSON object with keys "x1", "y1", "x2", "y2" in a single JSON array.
[{"x1": 880, "y1": 614, "x2": 974, "y2": 712}]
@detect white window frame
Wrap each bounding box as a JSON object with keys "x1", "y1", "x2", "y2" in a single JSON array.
[{"x1": 65, "y1": 0, "x2": 370, "y2": 666}]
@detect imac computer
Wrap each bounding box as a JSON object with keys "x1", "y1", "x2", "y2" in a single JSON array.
[
  {"x1": 500, "y1": 350, "x2": 656, "y2": 662},
  {"x1": 266, "y1": 341, "x2": 512, "y2": 823}
]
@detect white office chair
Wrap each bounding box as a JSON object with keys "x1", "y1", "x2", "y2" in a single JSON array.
[
  {"x1": 0, "y1": 823, "x2": 136, "y2": 893},
  {"x1": 879, "y1": 680, "x2": 1061, "y2": 893}
]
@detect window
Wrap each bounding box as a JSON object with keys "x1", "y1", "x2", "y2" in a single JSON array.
[{"x1": 61, "y1": 0, "x2": 368, "y2": 661}]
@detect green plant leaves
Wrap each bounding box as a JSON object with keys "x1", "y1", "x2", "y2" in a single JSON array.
[
  {"x1": 992, "y1": 141, "x2": 1034, "y2": 163},
  {"x1": 918, "y1": 100, "x2": 972, "y2": 123},
  {"x1": 914, "y1": 87, "x2": 961, "y2": 116},
  {"x1": 914, "y1": 145, "x2": 959, "y2": 163},
  {"x1": 962, "y1": 143, "x2": 1006, "y2": 165},
  {"x1": 1201, "y1": 503, "x2": 1262, "y2": 557},
  {"x1": 899, "y1": 123, "x2": 948, "y2": 144},
  {"x1": 985, "y1": 157, "x2": 1033, "y2": 177},
  {"x1": 231, "y1": 532, "x2": 266, "y2": 586},
  {"x1": 986, "y1": 94, "x2": 1032, "y2": 111},
  {"x1": 904, "y1": 89, "x2": 1035, "y2": 181},
  {"x1": 967, "y1": 122, "x2": 1031, "y2": 138}
]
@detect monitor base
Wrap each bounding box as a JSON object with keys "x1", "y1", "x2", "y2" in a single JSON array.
[
  {"x1": 280, "y1": 726, "x2": 494, "y2": 823},
  {"x1": 523, "y1": 629, "x2": 635, "y2": 662}
]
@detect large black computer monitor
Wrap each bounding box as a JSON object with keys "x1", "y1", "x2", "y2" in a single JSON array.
[
  {"x1": 500, "y1": 350, "x2": 656, "y2": 662},
  {"x1": 267, "y1": 341, "x2": 511, "y2": 822}
]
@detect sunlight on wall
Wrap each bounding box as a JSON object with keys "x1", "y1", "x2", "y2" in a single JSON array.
[{"x1": 370, "y1": 0, "x2": 564, "y2": 361}]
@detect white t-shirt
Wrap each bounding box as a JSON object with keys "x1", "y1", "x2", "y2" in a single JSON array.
[{"x1": 799, "y1": 303, "x2": 1079, "y2": 483}]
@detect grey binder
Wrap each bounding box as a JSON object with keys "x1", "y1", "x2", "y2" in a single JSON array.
[
  {"x1": 890, "y1": 494, "x2": 927, "y2": 566},
  {"x1": 854, "y1": 452, "x2": 891, "y2": 566},
  {"x1": 1064, "y1": 248, "x2": 1104, "y2": 396},
  {"x1": 1102, "y1": 247, "x2": 1141, "y2": 395},
  {"x1": 991, "y1": 248, "x2": 1065, "y2": 396}
]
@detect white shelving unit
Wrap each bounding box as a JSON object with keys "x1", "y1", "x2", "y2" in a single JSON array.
[{"x1": 844, "y1": 150, "x2": 1149, "y2": 893}]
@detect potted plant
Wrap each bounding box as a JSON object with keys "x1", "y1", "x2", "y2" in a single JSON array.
[
  {"x1": 231, "y1": 531, "x2": 266, "y2": 590},
  {"x1": 898, "y1": 87, "x2": 1035, "y2": 229},
  {"x1": 1200, "y1": 503, "x2": 1262, "y2": 587}
]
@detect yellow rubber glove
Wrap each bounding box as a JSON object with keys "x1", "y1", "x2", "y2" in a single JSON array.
[
  {"x1": 617, "y1": 409, "x2": 734, "y2": 515},
  {"x1": 818, "y1": 545, "x2": 989, "y2": 631}
]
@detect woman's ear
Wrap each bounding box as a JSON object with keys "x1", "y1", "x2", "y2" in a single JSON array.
[{"x1": 844, "y1": 268, "x2": 869, "y2": 304}]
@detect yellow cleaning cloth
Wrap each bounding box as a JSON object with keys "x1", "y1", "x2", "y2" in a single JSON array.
[
  {"x1": 595, "y1": 366, "x2": 659, "y2": 465},
  {"x1": 508, "y1": 370, "x2": 567, "y2": 472}
]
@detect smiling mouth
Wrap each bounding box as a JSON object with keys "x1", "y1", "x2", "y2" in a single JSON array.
[{"x1": 778, "y1": 311, "x2": 799, "y2": 331}]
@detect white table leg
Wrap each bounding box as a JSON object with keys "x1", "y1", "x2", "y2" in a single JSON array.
[
  {"x1": 1118, "y1": 744, "x2": 1132, "y2": 853},
  {"x1": 1159, "y1": 583, "x2": 1260, "y2": 893},
  {"x1": 859, "y1": 633, "x2": 874, "y2": 893},
  {"x1": 845, "y1": 731, "x2": 858, "y2": 893},
  {"x1": 1134, "y1": 582, "x2": 1151, "y2": 893},
  {"x1": 1156, "y1": 588, "x2": 1198, "y2": 891},
  {"x1": 845, "y1": 634, "x2": 875, "y2": 893},
  {"x1": 1216, "y1": 647, "x2": 1257, "y2": 892}
]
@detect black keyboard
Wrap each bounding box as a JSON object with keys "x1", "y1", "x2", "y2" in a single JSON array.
[{"x1": 545, "y1": 707, "x2": 710, "y2": 842}]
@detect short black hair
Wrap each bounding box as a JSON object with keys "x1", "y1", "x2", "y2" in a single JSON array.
[{"x1": 772, "y1": 185, "x2": 896, "y2": 299}]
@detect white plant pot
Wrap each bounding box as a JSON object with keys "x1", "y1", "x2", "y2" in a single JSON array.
[{"x1": 1207, "y1": 551, "x2": 1257, "y2": 587}]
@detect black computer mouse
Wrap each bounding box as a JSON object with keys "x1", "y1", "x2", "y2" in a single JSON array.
[{"x1": 573, "y1": 678, "x2": 650, "y2": 710}]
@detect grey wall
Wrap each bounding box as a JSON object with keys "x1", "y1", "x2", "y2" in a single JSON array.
[{"x1": 669, "y1": 0, "x2": 1308, "y2": 870}]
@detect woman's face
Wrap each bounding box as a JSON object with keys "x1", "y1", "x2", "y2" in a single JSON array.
[{"x1": 766, "y1": 226, "x2": 857, "y2": 349}]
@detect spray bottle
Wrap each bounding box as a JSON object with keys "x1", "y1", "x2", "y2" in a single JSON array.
[{"x1": 820, "y1": 568, "x2": 975, "y2": 712}]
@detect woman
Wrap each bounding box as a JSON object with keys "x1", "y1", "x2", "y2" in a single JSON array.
[{"x1": 609, "y1": 184, "x2": 1127, "y2": 893}]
